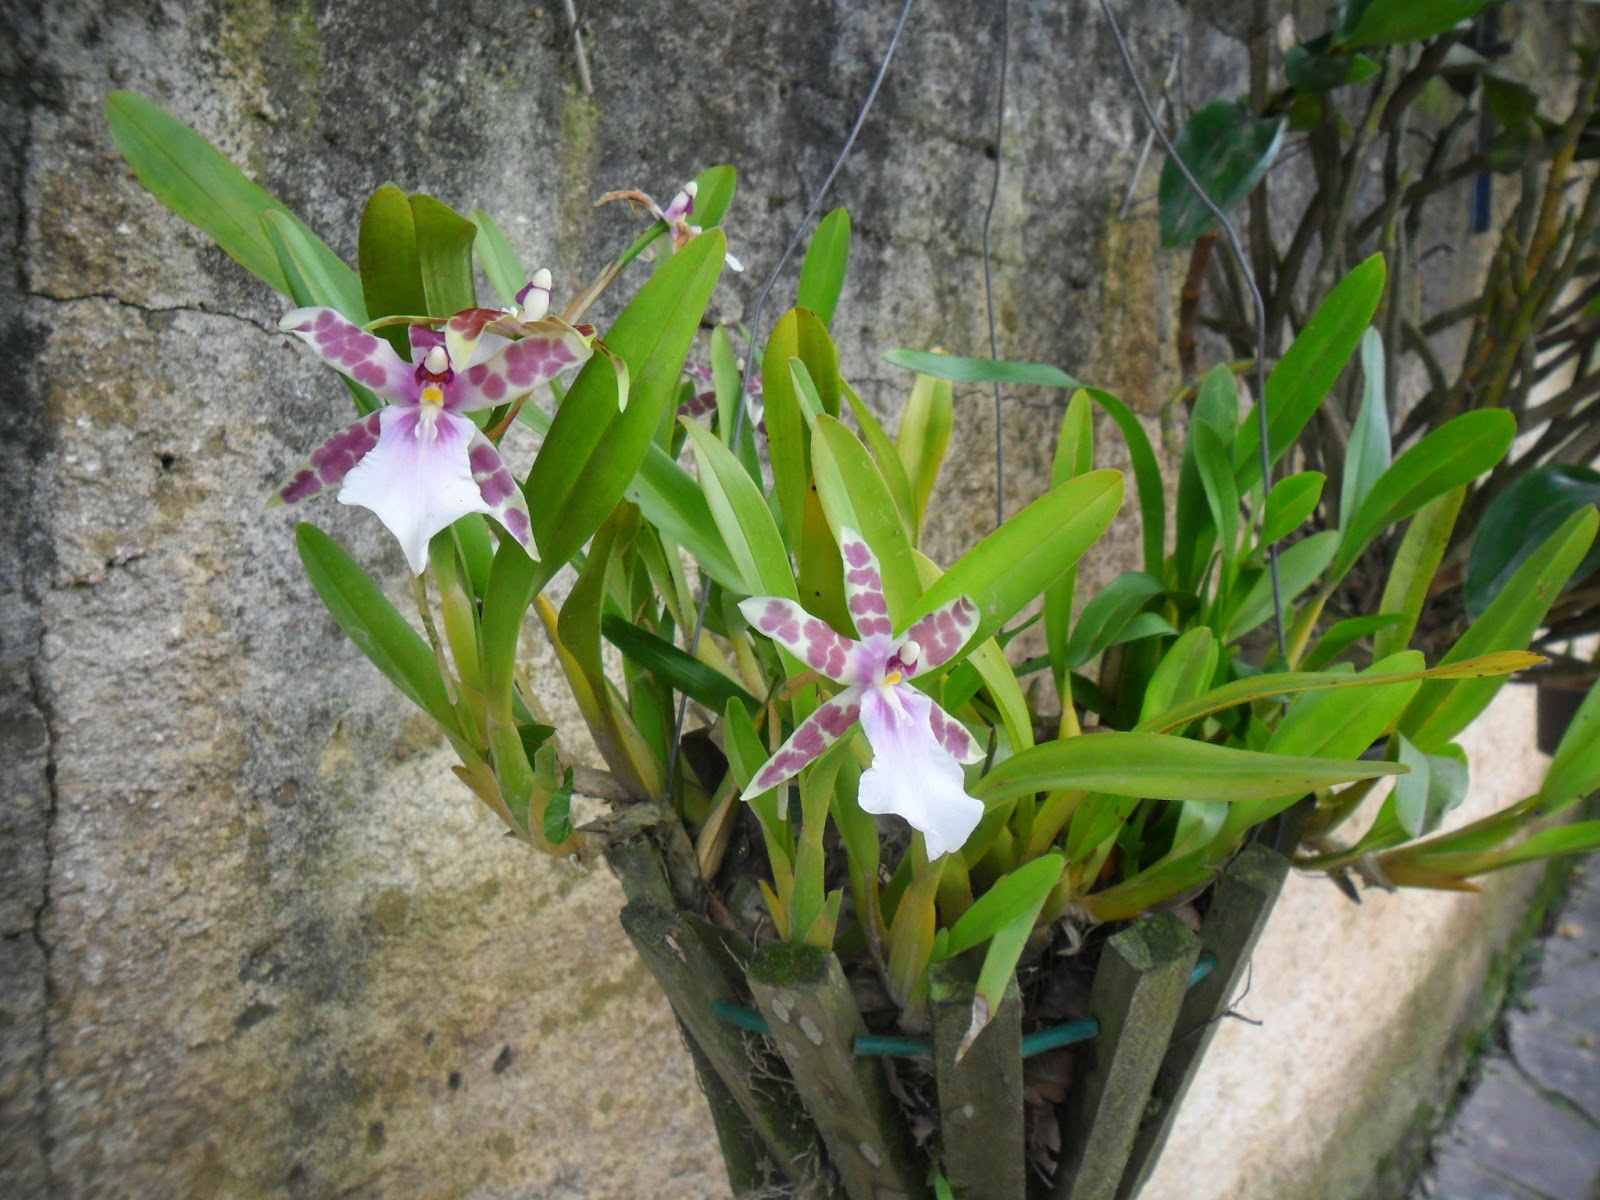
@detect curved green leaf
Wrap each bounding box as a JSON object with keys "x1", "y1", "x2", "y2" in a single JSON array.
[
  {"x1": 1542, "y1": 678, "x2": 1600, "y2": 814},
  {"x1": 106, "y1": 91, "x2": 355, "y2": 300},
  {"x1": 882, "y1": 350, "x2": 1081, "y2": 390},
  {"x1": 973, "y1": 733, "x2": 1402, "y2": 805},
  {"x1": 682, "y1": 420, "x2": 796, "y2": 600},
  {"x1": 1341, "y1": 0, "x2": 1490, "y2": 47},
  {"x1": 797, "y1": 208, "x2": 851, "y2": 329},
  {"x1": 601, "y1": 614, "x2": 756, "y2": 713},
  {"x1": 903, "y1": 470, "x2": 1125, "y2": 655},
  {"x1": 1466, "y1": 464, "x2": 1600, "y2": 618},
  {"x1": 410, "y1": 194, "x2": 478, "y2": 317},
  {"x1": 470, "y1": 206, "x2": 526, "y2": 307},
  {"x1": 1234, "y1": 256, "x2": 1386, "y2": 495},
  {"x1": 1400, "y1": 507, "x2": 1599, "y2": 750},
  {"x1": 1330, "y1": 408, "x2": 1514, "y2": 585},
  {"x1": 295, "y1": 523, "x2": 458, "y2": 735}
]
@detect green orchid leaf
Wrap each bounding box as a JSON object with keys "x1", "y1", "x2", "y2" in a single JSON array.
[
  {"x1": 1340, "y1": 0, "x2": 1490, "y2": 47},
  {"x1": 1373, "y1": 486, "x2": 1464, "y2": 659},
  {"x1": 262, "y1": 210, "x2": 367, "y2": 323},
  {"x1": 1400, "y1": 507, "x2": 1598, "y2": 751},
  {"x1": 1138, "y1": 628, "x2": 1220, "y2": 728},
  {"x1": 903, "y1": 470, "x2": 1124, "y2": 658},
  {"x1": 470, "y1": 206, "x2": 526, "y2": 307},
  {"x1": 798, "y1": 207, "x2": 851, "y2": 329},
  {"x1": 359, "y1": 185, "x2": 427, "y2": 357},
  {"x1": 1046, "y1": 393, "x2": 1095, "y2": 687},
  {"x1": 844, "y1": 384, "x2": 918, "y2": 542},
  {"x1": 409, "y1": 194, "x2": 478, "y2": 317},
  {"x1": 690, "y1": 164, "x2": 738, "y2": 229},
  {"x1": 1398, "y1": 737, "x2": 1469, "y2": 839},
  {"x1": 1262, "y1": 472, "x2": 1327, "y2": 547},
  {"x1": 520, "y1": 400, "x2": 743, "y2": 591},
  {"x1": 682, "y1": 421, "x2": 796, "y2": 600},
  {"x1": 1175, "y1": 365, "x2": 1240, "y2": 587},
  {"x1": 1193, "y1": 419, "x2": 1240, "y2": 571},
  {"x1": 601, "y1": 614, "x2": 756, "y2": 713},
  {"x1": 542, "y1": 767, "x2": 576, "y2": 844},
  {"x1": 624, "y1": 441, "x2": 744, "y2": 591},
  {"x1": 936, "y1": 853, "x2": 1065, "y2": 961},
  {"x1": 1341, "y1": 328, "x2": 1392, "y2": 529},
  {"x1": 883, "y1": 349, "x2": 1081, "y2": 390},
  {"x1": 1465, "y1": 464, "x2": 1600, "y2": 618},
  {"x1": 1234, "y1": 256, "x2": 1386, "y2": 495},
  {"x1": 1285, "y1": 37, "x2": 1379, "y2": 92},
  {"x1": 106, "y1": 91, "x2": 355, "y2": 302},
  {"x1": 973, "y1": 733, "x2": 1402, "y2": 806},
  {"x1": 896, "y1": 373, "x2": 955, "y2": 541},
  {"x1": 1330, "y1": 409, "x2": 1514, "y2": 586},
  {"x1": 263, "y1": 211, "x2": 380, "y2": 417},
  {"x1": 1137, "y1": 651, "x2": 1541, "y2": 736},
  {"x1": 295, "y1": 523, "x2": 459, "y2": 737},
  {"x1": 1226, "y1": 530, "x2": 1339, "y2": 643},
  {"x1": 1303, "y1": 613, "x2": 1408, "y2": 671},
  {"x1": 1159, "y1": 100, "x2": 1285, "y2": 248},
  {"x1": 765, "y1": 308, "x2": 842, "y2": 550},
  {"x1": 811, "y1": 415, "x2": 920, "y2": 623},
  {"x1": 1541, "y1": 678, "x2": 1600, "y2": 814},
  {"x1": 1064, "y1": 572, "x2": 1166, "y2": 670},
  {"x1": 526, "y1": 230, "x2": 726, "y2": 571}
]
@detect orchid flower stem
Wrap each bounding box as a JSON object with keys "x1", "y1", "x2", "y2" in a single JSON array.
[
  {"x1": 562, "y1": 256, "x2": 625, "y2": 326},
  {"x1": 484, "y1": 395, "x2": 530, "y2": 443},
  {"x1": 412, "y1": 572, "x2": 459, "y2": 706}
]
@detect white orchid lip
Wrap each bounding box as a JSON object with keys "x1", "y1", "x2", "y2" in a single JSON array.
[{"x1": 735, "y1": 527, "x2": 987, "y2": 858}]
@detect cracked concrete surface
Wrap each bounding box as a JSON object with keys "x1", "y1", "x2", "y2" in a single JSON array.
[{"x1": 1, "y1": 1, "x2": 1593, "y2": 1197}]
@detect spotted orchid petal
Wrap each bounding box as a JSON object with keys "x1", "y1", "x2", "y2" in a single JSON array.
[
  {"x1": 454, "y1": 328, "x2": 591, "y2": 412},
  {"x1": 737, "y1": 597, "x2": 881, "y2": 686},
  {"x1": 466, "y1": 431, "x2": 533, "y2": 554},
  {"x1": 337, "y1": 406, "x2": 492, "y2": 575},
  {"x1": 926, "y1": 696, "x2": 985, "y2": 764},
  {"x1": 741, "y1": 686, "x2": 864, "y2": 799},
  {"x1": 273, "y1": 411, "x2": 385, "y2": 507},
  {"x1": 839, "y1": 527, "x2": 894, "y2": 643},
  {"x1": 856, "y1": 686, "x2": 984, "y2": 859},
  {"x1": 899, "y1": 595, "x2": 981, "y2": 679},
  {"x1": 280, "y1": 308, "x2": 413, "y2": 403}
]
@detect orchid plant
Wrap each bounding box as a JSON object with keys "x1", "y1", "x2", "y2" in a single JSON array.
[{"x1": 110, "y1": 87, "x2": 1600, "y2": 1198}]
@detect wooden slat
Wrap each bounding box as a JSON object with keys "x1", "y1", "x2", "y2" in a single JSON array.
[
  {"x1": 929, "y1": 959, "x2": 1027, "y2": 1200},
  {"x1": 748, "y1": 942, "x2": 927, "y2": 1200},
  {"x1": 1053, "y1": 913, "x2": 1199, "y2": 1200},
  {"x1": 620, "y1": 898, "x2": 829, "y2": 1194},
  {"x1": 1114, "y1": 842, "x2": 1291, "y2": 1199}
]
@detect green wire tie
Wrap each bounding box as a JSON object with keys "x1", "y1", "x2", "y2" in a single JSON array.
[{"x1": 710, "y1": 951, "x2": 1217, "y2": 1058}]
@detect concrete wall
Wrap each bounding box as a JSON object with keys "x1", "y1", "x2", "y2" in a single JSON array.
[{"x1": 0, "y1": 2, "x2": 1582, "y2": 1197}]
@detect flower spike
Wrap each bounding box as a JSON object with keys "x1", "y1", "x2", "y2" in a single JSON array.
[
  {"x1": 276, "y1": 302, "x2": 589, "y2": 574},
  {"x1": 737, "y1": 530, "x2": 985, "y2": 858}
]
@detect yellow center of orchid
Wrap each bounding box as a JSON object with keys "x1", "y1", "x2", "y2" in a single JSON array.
[
  {"x1": 419, "y1": 384, "x2": 444, "y2": 409},
  {"x1": 883, "y1": 670, "x2": 904, "y2": 687}
]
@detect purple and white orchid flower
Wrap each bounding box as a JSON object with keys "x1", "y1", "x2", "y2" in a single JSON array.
[
  {"x1": 597, "y1": 179, "x2": 745, "y2": 272},
  {"x1": 738, "y1": 529, "x2": 986, "y2": 859},
  {"x1": 273, "y1": 297, "x2": 591, "y2": 575}
]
